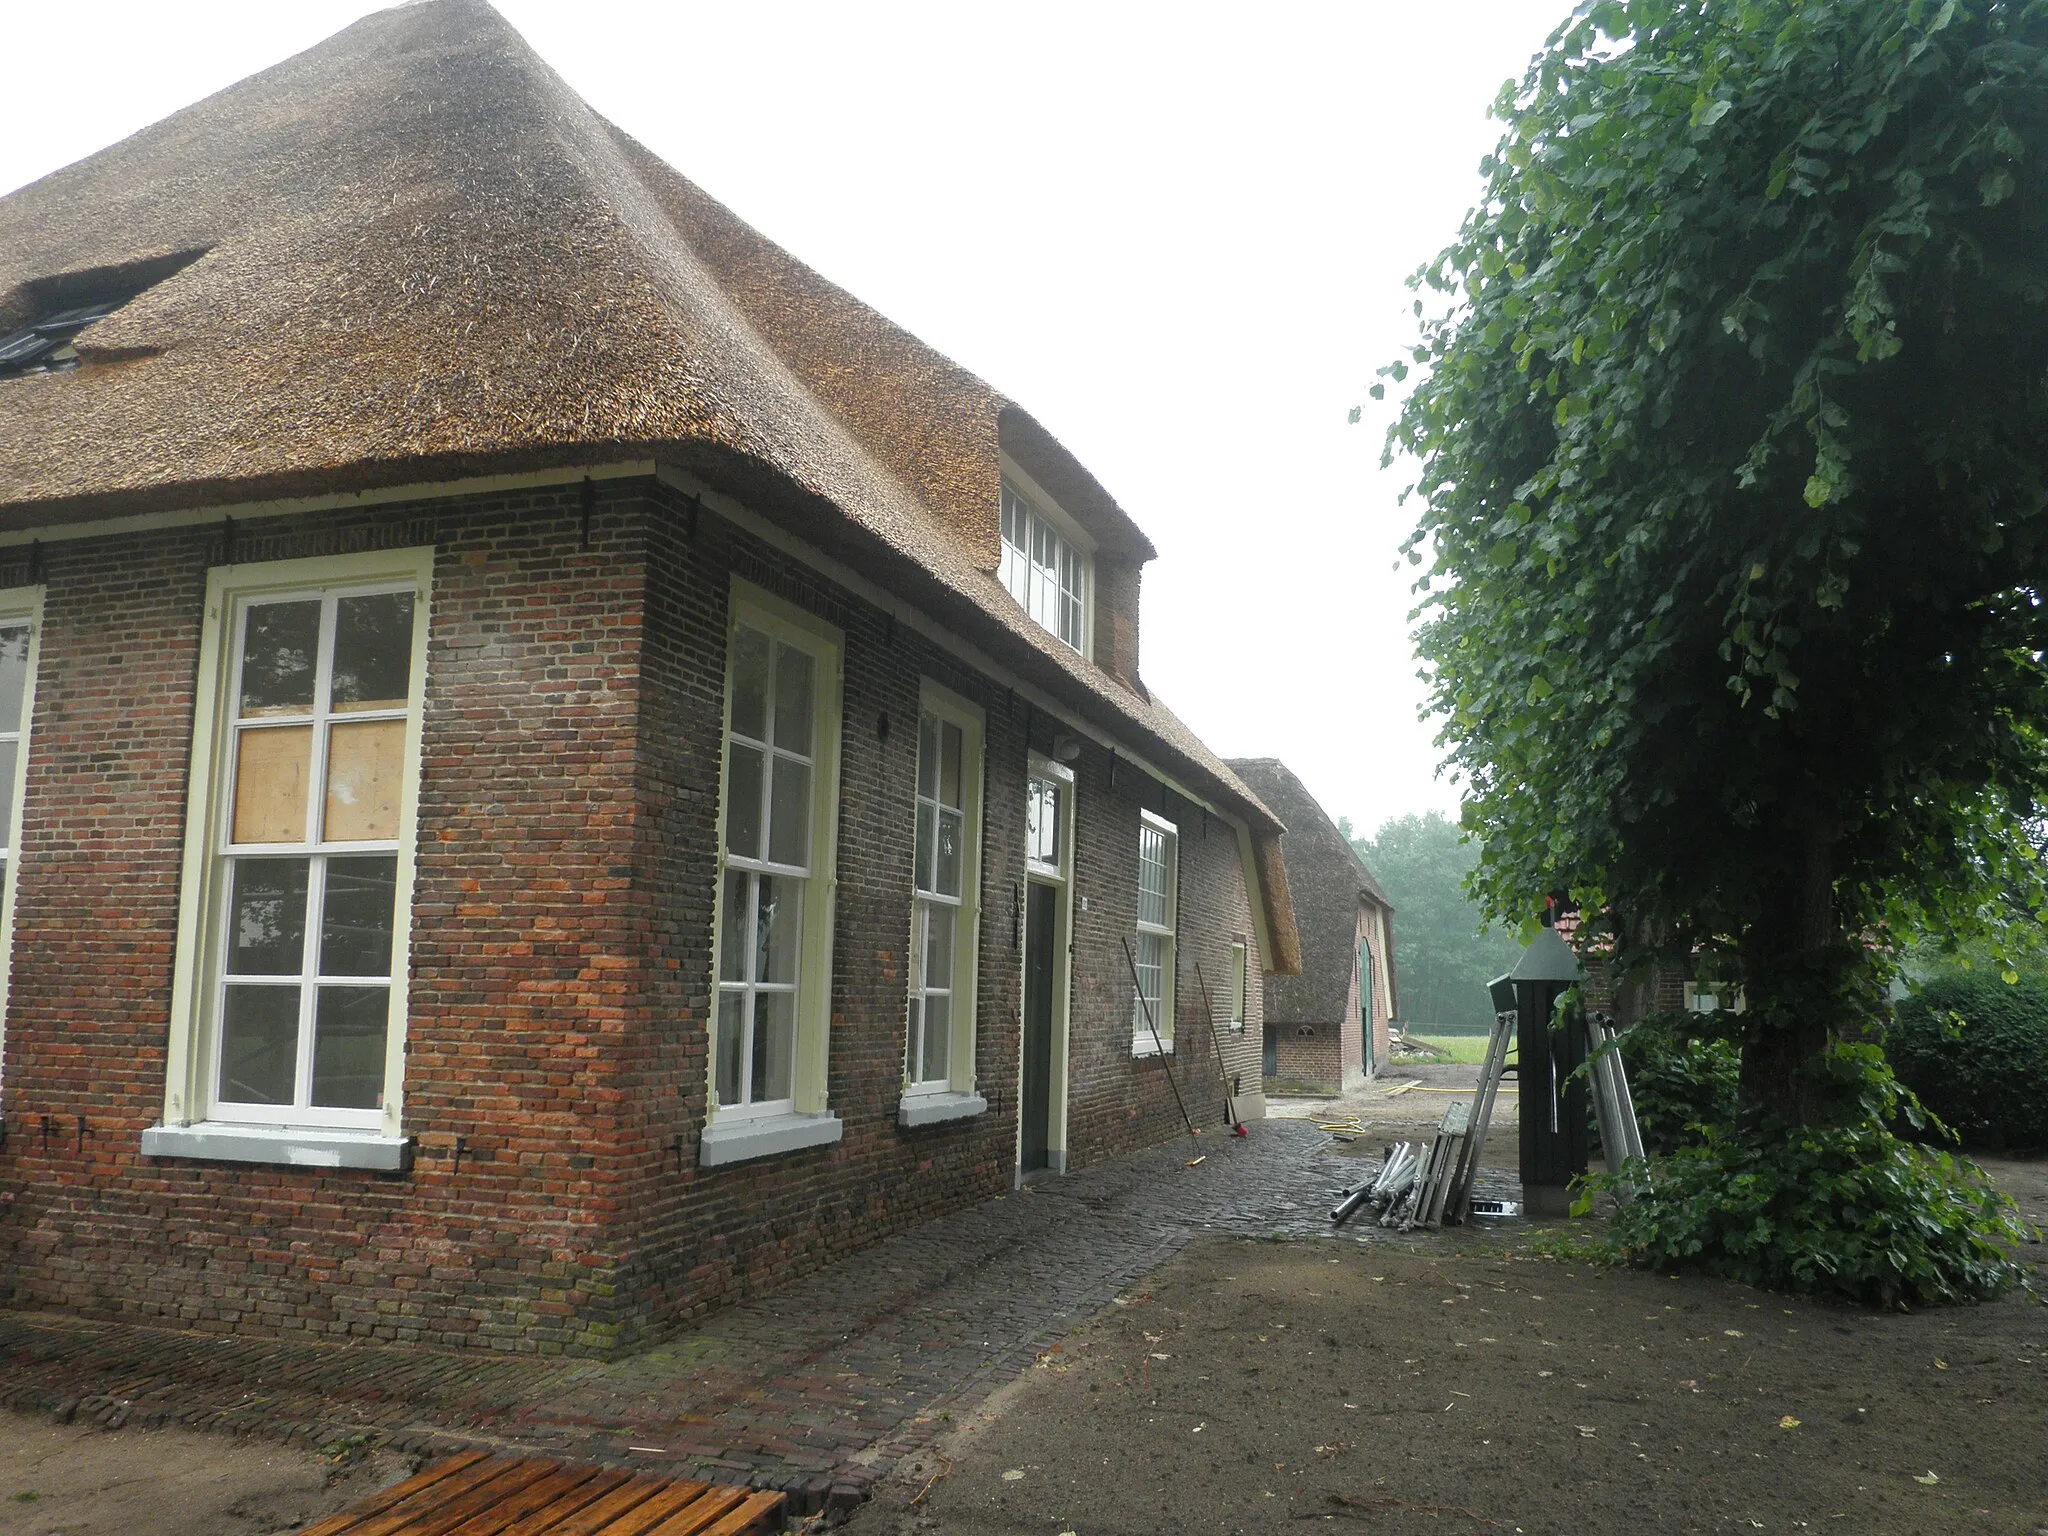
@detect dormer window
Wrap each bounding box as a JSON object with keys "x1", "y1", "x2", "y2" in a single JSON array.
[
  {"x1": 0, "y1": 297, "x2": 130, "y2": 380},
  {"x1": 999, "y1": 480, "x2": 1089, "y2": 654}
]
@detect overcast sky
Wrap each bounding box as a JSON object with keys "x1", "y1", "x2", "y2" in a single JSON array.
[{"x1": 1, "y1": 1, "x2": 1565, "y2": 838}]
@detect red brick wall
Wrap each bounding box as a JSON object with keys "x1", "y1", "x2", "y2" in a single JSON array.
[{"x1": 0, "y1": 474, "x2": 1263, "y2": 1356}]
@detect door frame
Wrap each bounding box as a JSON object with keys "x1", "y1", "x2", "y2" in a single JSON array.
[{"x1": 1016, "y1": 753, "x2": 1076, "y2": 1181}]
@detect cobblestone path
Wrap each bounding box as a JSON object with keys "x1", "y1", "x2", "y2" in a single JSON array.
[{"x1": 0, "y1": 1121, "x2": 1399, "y2": 1516}]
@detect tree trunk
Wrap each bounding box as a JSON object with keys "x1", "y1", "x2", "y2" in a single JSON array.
[{"x1": 1738, "y1": 820, "x2": 1849, "y2": 1124}]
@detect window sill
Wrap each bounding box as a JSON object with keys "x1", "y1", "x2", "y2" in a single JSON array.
[
  {"x1": 897, "y1": 1090, "x2": 988, "y2": 1129},
  {"x1": 1132, "y1": 1038, "x2": 1176, "y2": 1059},
  {"x1": 140, "y1": 1122, "x2": 412, "y2": 1171},
  {"x1": 699, "y1": 1109, "x2": 843, "y2": 1167}
]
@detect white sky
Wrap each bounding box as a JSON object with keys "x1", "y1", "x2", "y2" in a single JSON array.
[{"x1": 1, "y1": 1, "x2": 1564, "y2": 835}]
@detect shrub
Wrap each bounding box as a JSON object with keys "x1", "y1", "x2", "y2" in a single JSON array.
[
  {"x1": 1889, "y1": 972, "x2": 2048, "y2": 1149},
  {"x1": 1613, "y1": 1010, "x2": 1741, "y2": 1154},
  {"x1": 1600, "y1": 1044, "x2": 2031, "y2": 1308}
]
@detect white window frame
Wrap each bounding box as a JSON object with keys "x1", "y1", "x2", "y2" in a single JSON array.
[
  {"x1": 1015, "y1": 752, "x2": 1077, "y2": 1162},
  {"x1": 702, "y1": 579, "x2": 845, "y2": 1166},
  {"x1": 1133, "y1": 810, "x2": 1178, "y2": 1057},
  {"x1": 0, "y1": 586, "x2": 44, "y2": 1066},
  {"x1": 147, "y1": 548, "x2": 432, "y2": 1169},
  {"x1": 900, "y1": 680, "x2": 986, "y2": 1124},
  {"x1": 997, "y1": 468, "x2": 1093, "y2": 659},
  {"x1": 1229, "y1": 939, "x2": 1247, "y2": 1031}
]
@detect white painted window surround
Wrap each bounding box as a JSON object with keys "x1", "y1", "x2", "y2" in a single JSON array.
[
  {"x1": 146, "y1": 547, "x2": 433, "y2": 1170},
  {"x1": 702, "y1": 581, "x2": 845, "y2": 1167},
  {"x1": 1132, "y1": 811, "x2": 1178, "y2": 1056},
  {"x1": 901, "y1": 681, "x2": 987, "y2": 1127},
  {"x1": 998, "y1": 480, "x2": 1089, "y2": 655}
]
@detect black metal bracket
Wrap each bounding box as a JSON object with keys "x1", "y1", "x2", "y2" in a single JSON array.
[
  {"x1": 685, "y1": 492, "x2": 702, "y2": 540},
  {"x1": 669, "y1": 1133, "x2": 684, "y2": 1173},
  {"x1": 76, "y1": 1115, "x2": 90, "y2": 1155},
  {"x1": 39, "y1": 1114, "x2": 52, "y2": 1153},
  {"x1": 0, "y1": 1115, "x2": 7, "y2": 1153},
  {"x1": 579, "y1": 476, "x2": 595, "y2": 550},
  {"x1": 27, "y1": 540, "x2": 43, "y2": 586},
  {"x1": 451, "y1": 1135, "x2": 468, "y2": 1174},
  {"x1": 220, "y1": 515, "x2": 236, "y2": 566}
]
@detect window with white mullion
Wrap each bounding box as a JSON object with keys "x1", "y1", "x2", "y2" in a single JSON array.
[
  {"x1": 908, "y1": 711, "x2": 966, "y2": 1089},
  {"x1": 212, "y1": 586, "x2": 413, "y2": 1122},
  {"x1": 1133, "y1": 818, "x2": 1177, "y2": 1050},
  {"x1": 716, "y1": 621, "x2": 817, "y2": 1113},
  {"x1": 998, "y1": 482, "x2": 1087, "y2": 653},
  {"x1": 0, "y1": 621, "x2": 32, "y2": 879}
]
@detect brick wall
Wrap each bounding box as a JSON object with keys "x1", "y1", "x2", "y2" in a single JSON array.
[{"x1": 0, "y1": 473, "x2": 1263, "y2": 1357}]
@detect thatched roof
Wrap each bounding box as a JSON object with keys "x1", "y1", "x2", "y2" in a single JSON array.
[
  {"x1": 0, "y1": 3, "x2": 1292, "y2": 880},
  {"x1": 1227, "y1": 759, "x2": 1392, "y2": 1024}
]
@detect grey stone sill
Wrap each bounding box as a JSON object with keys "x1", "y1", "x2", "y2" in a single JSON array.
[
  {"x1": 1132, "y1": 1038, "x2": 1177, "y2": 1059},
  {"x1": 140, "y1": 1122, "x2": 412, "y2": 1171},
  {"x1": 699, "y1": 1110, "x2": 842, "y2": 1167},
  {"x1": 897, "y1": 1091, "x2": 988, "y2": 1128}
]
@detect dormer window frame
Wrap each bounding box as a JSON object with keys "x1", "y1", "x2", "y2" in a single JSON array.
[{"x1": 997, "y1": 458, "x2": 1095, "y2": 661}]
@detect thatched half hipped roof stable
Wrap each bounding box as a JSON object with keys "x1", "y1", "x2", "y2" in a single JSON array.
[{"x1": 0, "y1": 0, "x2": 1299, "y2": 949}]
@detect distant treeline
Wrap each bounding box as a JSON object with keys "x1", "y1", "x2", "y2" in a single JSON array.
[{"x1": 1339, "y1": 810, "x2": 1521, "y2": 1035}]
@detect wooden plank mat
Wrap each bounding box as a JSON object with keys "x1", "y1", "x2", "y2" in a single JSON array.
[{"x1": 297, "y1": 1452, "x2": 783, "y2": 1536}]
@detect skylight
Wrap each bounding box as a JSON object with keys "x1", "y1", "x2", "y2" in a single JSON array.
[{"x1": 0, "y1": 297, "x2": 131, "y2": 380}]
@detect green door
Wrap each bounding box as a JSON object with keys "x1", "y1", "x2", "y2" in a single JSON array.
[{"x1": 1359, "y1": 937, "x2": 1375, "y2": 1076}]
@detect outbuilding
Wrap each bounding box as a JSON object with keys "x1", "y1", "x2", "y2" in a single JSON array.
[{"x1": 1226, "y1": 760, "x2": 1393, "y2": 1095}]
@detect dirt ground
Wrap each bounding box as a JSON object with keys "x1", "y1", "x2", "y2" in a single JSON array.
[
  {"x1": 0, "y1": 1417, "x2": 410, "y2": 1536},
  {"x1": 849, "y1": 1066, "x2": 2048, "y2": 1536}
]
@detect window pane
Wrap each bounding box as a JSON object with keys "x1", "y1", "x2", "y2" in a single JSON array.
[
  {"x1": 232, "y1": 725, "x2": 312, "y2": 844},
  {"x1": 915, "y1": 801, "x2": 935, "y2": 892},
  {"x1": 239, "y1": 601, "x2": 320, "y2": 717},
  {"x1": 773, "y1": 644, "x2": 814, "y2": 756},
  {"x1": 767, "y1": 756, "x2": 811, "y2": 867},
  {"x1": 935, "y1": 807, "x2": 962, "y2": 897},
  {"x1": 321, "y1": 855, "x2": 397, "y2": 976},
  {"x1": 917, "y1": 713, "x2": 939, "y2": 800},
  {"x1": 1027, "y1": 777, "x2": 1061, "y2": 867},
  {"x1": 724, "y1": 742, "x2": 763, "y2": 859},
  {"x1": 922, "y1": 903, "x2": 954, "y2": 991},
  {"x1": 329, "y1": 592, "x2": 414, "y2": 712},
  {"x1": 730, "y1": 625, "x2": 770, "y2": 741},
  {"x1": 0, "y1": 737, "x2": 17, "y2": 853},
  {"x1": 752, "y1": 989, "x2": 795, "y2": 1103},
  {"x1": 755, "y1": 873, "x2": 800, "y2": 985},
  {"x1": 310, "y1": 985, "x2": 388, "y2": 1108},
  {"x1": 920, "y1": 993, "x2": 950, "y2": 1082},
  {"x1": 218, "y1": 985, "x2": 300, "y2": 1104},
  {"x1": 939, "y1": 722, "x2": 962, "y2": 808},
  {"x1": 0, "y1": 622, "x2": 29, "y2": 730},
  {"x1": 228, "y1": 857, "x2": 308, "y2": 974},
  {"x1": 716, "y1": 991, "x2": 744, "y2": 1105},
  {"x1": 720, "y1": 869, "x2": 750, "y2": 982},
  {"x1": 323, "y1": 719, "x2": 404, "y2": 842}
]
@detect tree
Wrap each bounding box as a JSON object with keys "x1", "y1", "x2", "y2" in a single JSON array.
[
  {"x1": 1382, "y1": 0, "x2": 2044, "y2": 1301},
  {"x1": 1388, "y1": 0, "x2": 2048, "y2": 1124},
  {"x1": 1339, "y1": 811, "x2": 1522, "y2": 1029}
]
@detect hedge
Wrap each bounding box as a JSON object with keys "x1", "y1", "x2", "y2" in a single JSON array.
[{"x1": 1888, "y1": 972, "x2": 2048, "y2": 1150}]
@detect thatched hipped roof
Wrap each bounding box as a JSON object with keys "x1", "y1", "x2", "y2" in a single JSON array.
[
  {"x1": 1227, "y1": 759, "x2": 1393, "y2": 1023},
  {"x1": 0, "y1": 0, "x2": 1295, "y2": 938}
]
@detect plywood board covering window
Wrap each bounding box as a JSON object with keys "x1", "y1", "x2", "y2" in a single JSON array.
[{"x1": 158, "y1": 548, "x2": 432, "y2": 1140}]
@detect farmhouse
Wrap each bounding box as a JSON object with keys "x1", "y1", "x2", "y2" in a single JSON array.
[
  {"x1": 0, "y1": 0, "x2": 1298, "y2": 1357},
  {"x1": 1226, "y1": 759, "x2": 1393, "y2": 1094}
]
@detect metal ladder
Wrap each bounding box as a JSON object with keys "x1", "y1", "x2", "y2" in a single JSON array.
[{"x1": 1447, "y1": 976, "x2": 1519, "y2": 1224}]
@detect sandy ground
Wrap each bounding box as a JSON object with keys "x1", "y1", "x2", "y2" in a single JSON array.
[
  {"x1": 849, "y1": 1063, "x2": 2048, "y2": 1536},
  {"x1": 0, "y1": 1417, "x2": 410, "y2": 1536}
]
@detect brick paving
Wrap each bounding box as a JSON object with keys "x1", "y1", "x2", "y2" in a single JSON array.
[{"x1": 0, "y1": 1117, "x2": 1510, "y2": 1519}]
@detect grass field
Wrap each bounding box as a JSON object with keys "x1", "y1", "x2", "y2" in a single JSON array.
[{"x1": 1405, "y1": 1034, "x2": 1493, "y2": 1064}]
